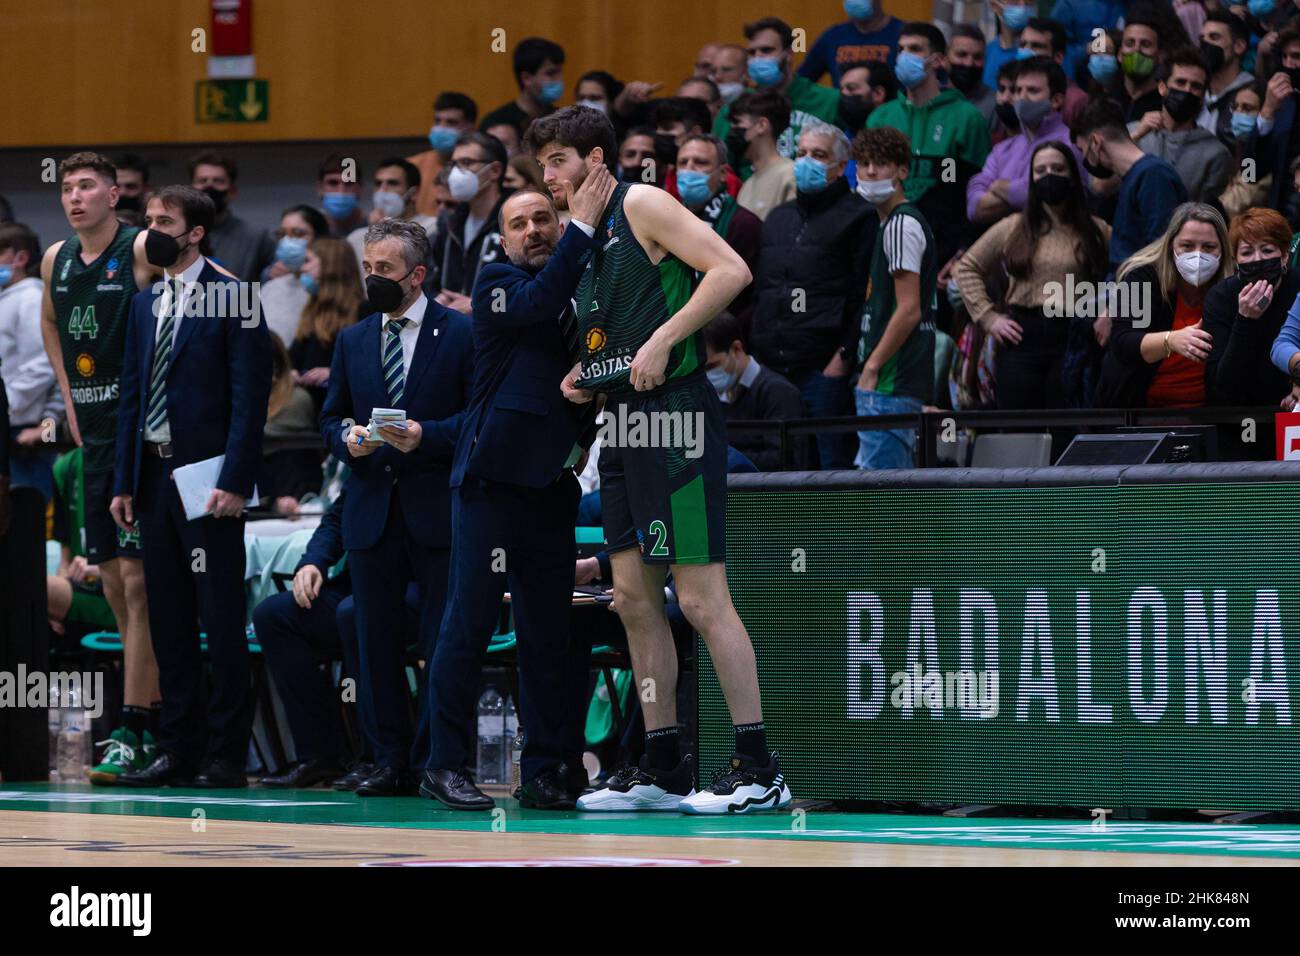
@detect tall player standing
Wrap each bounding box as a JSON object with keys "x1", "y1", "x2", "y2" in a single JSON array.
[
  {"x1": 40, "y1": 153, "x2": 161, "y2": 784},
  {"x1": 526, "y1": 107, "x2": 792, "y2": 813}
]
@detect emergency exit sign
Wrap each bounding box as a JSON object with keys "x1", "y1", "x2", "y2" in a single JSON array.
[{"x1": 195, "y1": 79, "x2": 269, "y2": 123}]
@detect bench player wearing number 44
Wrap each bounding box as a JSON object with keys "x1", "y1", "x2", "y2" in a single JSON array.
[{"x1": 527, "y1": 106, "x2": 793, "y2": 814}]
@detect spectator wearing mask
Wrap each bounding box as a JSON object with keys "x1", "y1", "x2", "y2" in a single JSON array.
[
  {"x1": 1051, "y1": 0, "x2": 1126, "y2": 80},
  {"x1": 750, "y1": 120, "x2": 875, "y2": 470},
  {"x1": 731, "y1": 90, "x2": 797, "y2": 220},
  {"x1": 676, "y1": 134, "x2": 763, "y2": 320},
  {"x1": 650, "y1": 97, "x2": 731, "y2": 198},
  {"x1": 1253, "y1": 22, "x2": 1300, "y2": 208},
  {"x1": 1199, "y1": 12, "x2": 1256, "y2": 139},
  {"x1": 1220, "y1": 83, "x2": 1272, "y2": 218},
  {"x1": 800, "y1": 0, "x2": 904, "y2": 86},
  {"x1": 618, "y1": 127, "x2": 660, "y2": 186},
  {"x1": 259, "y1": 204, "x2": 330, "y2": 346},
  {"x1": 1097, "y1": 202, "x2": 1229, "y2": 407},
  {"x1": 189, "y1": 151, "x2": 275, "y2": 280},
  {"x1": 0, "y1": 222, "x2": 62, "y2": 500},
  {"x1": 317, "y1": 153, "x2": 366, "y2": 238},
  {"x1": 713, "y1": 17, "x2": 841, "y2": 168},
  {"x1": 347, "y1": 158, "x2": 437, "y2": 271},
  {"x1": 704, "y1": 310, "x2": 803, "y2": 471},
  {"x1": 839, "y1": 62, "x2": 899, "y2": 138},
  {"x1": 867, "y1": 22, "x2": 992, "y2": 272},
  {"x1": 991, "y1": 58, "x2": 1023, "y2": 144},
  {"x1": 947, "y1": 24, "x2": 997, "y2": 129},
  {"x1": 112, "y1": 153, "x2": 150, "y2": 216},
  {"x1": 1114, "y1": 15, "x2": 1167, "y2": 122},
  {"x1": 1020, "y1": 17, "x2": 1090, "y2": 126},
  {"x1": 851, "y1": 126, "x2": 937, "y2": 469},
  {"x1": 1201, "y1": 207, "x2": 1299, "y2": 405},
  {"x1": 1075, "y1": 98, "x2": 1189, "y2": 273},
  {"x1": 679, "y1": 76, "x2": 724, "y2": 123},
  {"x1": 957, "y1": 142, "x2": 1111, "y2": 409},
  {"x1": 290, "y1": 237, "x2": 364, "y2": 413},
  {"x1": 984, "y1": 0, "x2": 1035, "y2": 87},
  {"x1": 1084, "y1": 29, "x2": 1124, "y2": 105},
  {"x1": 427, "y1": 132, "x2": 507, "y2": 315},
  {"x1": 480, "y1": 36, "x2": 565, "y2": 137},
  {"x1": 1131, "y1": 47, "x2": 1233, "y2": 203},
  {"x1": 712, "y1": 43, "x2": 750, "y2": 105},
  {"x1": 968, "y1": 58, "x2": 1085, "y2": 225},
  {"x1": 576, "y1": 71, "x2": 622, "y2": 115},
  {"x1": 408, "y1": 91, "x2": 477, "y2": 220},
  {"x1": 694, "y1": 42, "x2": 722, "y2": 79}
]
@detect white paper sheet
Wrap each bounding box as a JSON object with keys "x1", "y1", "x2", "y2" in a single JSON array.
[{"x1": 172, "y1": 454, "x2": 260, "y2": 521}]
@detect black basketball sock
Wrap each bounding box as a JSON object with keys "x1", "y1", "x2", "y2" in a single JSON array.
[
  {"x1": 644, "y1": 726, "x2": 680, "y2": 770},
  {"x1": 148, "y1": 702, "x2": 162, "y2": 737},
  {"x1": 733, "y1": 722, "x2": 768, "y2": 764},
  {"x1": 121, "y1": 705, "x2": 149, "y2": 740}
]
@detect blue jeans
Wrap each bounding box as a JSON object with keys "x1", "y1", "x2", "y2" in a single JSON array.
[
  {"x1": 854, "y1": 389, "x2": 922, "y2": 470},
  {"x1": 790, "y1": 369, "x2": 854, "y2": 470}
]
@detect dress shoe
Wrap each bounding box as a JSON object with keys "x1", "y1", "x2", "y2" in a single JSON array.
[
  {"x1": 332, "y1": 762, "x2": 375, "y2": 791},
  {"x1": 515, "y1": 766, "x2": 581, "y2": 810},
  {"x1": 353, "y1": 765, "x2": 419, "y2": 796},
  {"x1": 119, "y1": 751, "x2": 195, "y2": 788},
  {"x1": 419, "y1": 768, "x2": 495, "y2": 810},
  {"x1": 258, "y1": 758, "x2": 344, "y2": 788},
  {"x1": 191, "y1": 757, "x2": 248, "y2": 788}
]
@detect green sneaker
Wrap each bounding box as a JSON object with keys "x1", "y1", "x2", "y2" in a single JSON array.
[{"x1": 88, "y1": 727, "x2": 147, "y2": 785}]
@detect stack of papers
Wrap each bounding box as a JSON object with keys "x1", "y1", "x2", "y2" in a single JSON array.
[{"x1": 366, "y1": 407, "x2": 407, "y2": 442}]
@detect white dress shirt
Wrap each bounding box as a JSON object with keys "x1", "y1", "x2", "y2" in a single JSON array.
[
  {"x1": 145, "y1": 255, "x2": 207, "y2": 443},
  {"x1": 382, "y1": 290, "x2": 426, "y2": 378}
]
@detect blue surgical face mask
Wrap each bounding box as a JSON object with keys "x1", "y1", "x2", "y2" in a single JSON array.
[
  {"x1": 0, "y1": 264, "x2": 12, "y2": 287},
  {"x1": 1016, "y1": 46, "x2": 1037, "y2": 61},
  {"x1": 1231, "y1": 111, "x2": 1258, "y2": 138},
  {"x1": 539, "y1": 80, "x2": 565, "y2": 104},
  {"x1": 276, "y1": 236, "x2": 308, "y2": 269},
  {"x1": 321, "y1": 191, "x2": 357, "y2": 219},
  {"x1": 676, "y1": 169, "x2": 714, "y2": 206},
  {"x1": 1249, "y1": 0, "x2": 1276, "y2": 18},
  {"x1": 794, "y1": 155, "x2": 830, "y2": 193},
  {"x1": 843, "y1": 0, "x2": 874, "y2": 18},
  {"x1": 748, "y1": 56, "x2": 784, "y2": 87},
  {"x1": 707, "y1": 361, "x2": 738, "y2": 398},
  {"x1": 428, "y1": 125, "x2": 460, "y2": 152},
  {"x1": 300, "y1": 272, "x2": 319, "y2": 296},
  {"x1": 894, "y1": 51, "x2": 929, "y2": 90},
  {"x1": 1002, "y1": 5, "x2": 1032, "y2": 31},
  {"x1": 1088, "y1": 53, "x2": 1119, "y2": 84}
]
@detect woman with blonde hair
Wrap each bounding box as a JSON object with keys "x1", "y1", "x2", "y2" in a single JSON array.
[
  {"x1": 1097, "y1": 202, "x2": 1231, "y2": 408},
  {"x1": 291, "y1": 236, "x2": 364, "y2": 410}
]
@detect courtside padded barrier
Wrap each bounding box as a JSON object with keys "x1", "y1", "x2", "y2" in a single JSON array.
[
  {"x1": 0, "y1": 488, "x2": 50, "y2": 781},
  {"x1": 699, "y1": 463, "x2": 1300, "y2": 810}
]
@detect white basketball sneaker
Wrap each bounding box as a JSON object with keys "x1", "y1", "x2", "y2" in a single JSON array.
[
  {"x1": 679, "y1": 752, "x2": 792, "y2": 814},
  {"x1": 576, "y1": 755, "x2": 696, "y2": 811}
]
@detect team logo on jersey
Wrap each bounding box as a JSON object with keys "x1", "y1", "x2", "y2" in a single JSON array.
[
  {"x1": 60, "y1": 259, "x2": 71, "y2": 281},
  {"x1": 586, "y1": 328, "x2": 606, "y2": 352},
  {"x1": 75, "y1": 353, "x2": 95, "y2": 377},
  {"x1": 104, "y1": 257, "x2": 120, "y2": 280}
]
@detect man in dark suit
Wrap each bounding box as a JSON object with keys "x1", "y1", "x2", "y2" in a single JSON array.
[
  {"x1": 110, "y1": 185, "x2": 271, "y2": 787},
  {"x1": 420, "y1": 169, "x2": 616, "y2": 811},
  {"x1": 320, "y1": 218, "x2": 473, "y2": 796}
]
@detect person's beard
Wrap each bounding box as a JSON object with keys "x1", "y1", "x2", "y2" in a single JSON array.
[
  {"x1": 552, "y1": 163, "x2": 590, "y2": 211},
  {"x1": 508, "y1": 238, "x2": 556, "y2": 269}
]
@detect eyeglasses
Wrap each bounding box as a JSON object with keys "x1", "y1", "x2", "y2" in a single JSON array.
[{"x1": 447, "y1": 157, "x2": 491, "y2": 172}]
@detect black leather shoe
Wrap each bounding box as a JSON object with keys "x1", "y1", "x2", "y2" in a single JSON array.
[
  {"x1": 192, "y1": 757, "x2": 248, "y2": 788},
  {"x1": 332, "y1": 762, "x2": 375, "y2": 791},
  {"x1": 419, "y1": 768, "x2": 495, "y2": 810},
  {"x1": 516, "y1": 766, "x2": 580, "y2": 810},
  {"x1": 354, "y1": 765, "x2": 420, "y2": 796},
  {"x1": 119, "y1": 752, "x2": 194, "y2": 788},
  {"x1": 258, "y1": 758, "x2": 345, "y2": 788}
]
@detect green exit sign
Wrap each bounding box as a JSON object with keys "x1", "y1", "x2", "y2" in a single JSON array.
[{"x1": 195, "y1": 79, "x2": 269, "y2": 123}]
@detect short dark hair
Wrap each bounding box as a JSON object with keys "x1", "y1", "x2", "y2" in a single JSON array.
[
  {"x1": 374, "y1": 157, "x2": 422, "y2": 192},
  {"x1": 455, "y1": 132, "x2": 509, "y2": 185},
  {"x1": 1166, "y1": 46, "x2": 1211, "y2": 83},
  {"x1": 1073, "y1": 97, "x2": 1129, "y2": 142},
  {"x1": 0, "y1": 223, "x2": 41, "y2": 274},
  {"x1": 743, "y1": 16, "x2": 794, "y2": 50},
  {"x1": 1025, "y1": 17, "x2": 1067, "y2": 55},
  {"x1": 497, "y1": 187, "x2": 556, "y2": 233},
  {"x1": 113, "y1": 153, "x2": 150, "y2": 183},
  {"x1": 59, "y1": 151, "x2": 116, "y2": 184},
  {"x1": 280, "y1": 204, "x2": 330, "y2": 239},
  {"x1": 523, "y1": 105, "x2": 619, "y2": 173},
  {"x1": 851, "y1": 126, "x2": 912, "y2": 168},
  {"x1": 901, "y1": 21, "x2": 947, "y2": 56},
  {"x1": 577, "y1": 70, "x2": 624, "y2": 102},
  {"x1": 681, "y1": 76, "x2": 721, "y2": 103},
  {"x1": 434, "y1": 91, "x2": 477, "y2": 124},
  {"x1": 186, "y1": 151, "x2": 238, "y2": 183},
  {"x1": 513, "y1": 36, "x2": 565, "y2": 86},
  {"x1": 1279, "y1": 21, "x2": 1300, "y2": 60},
  {"x1": 951, "y1": 23, "x2": 986, "y2": 46},
  {"x1": 152, "y1": 184, "x2": 216, "y2": 234},
  {"x1": 317, "y1": 152, "x2": 357, "y2": 182},
  {"x1": 1204, "y1": 10, "x2": 1249, "y2": 45},
  {"x1": 1123, "y1": 13, "x2": 1165, "y2": 48},
  {"x1": 864, "y1": 62, "x2": 900, "y2": 99},
  {"x1": 996, "y1": 58, "x2": 1022, "y2": 84},
  {"x1": 650, "y1": 96, "x2": 713, "y2": 135},
  {"x1": 730, "y1": 89, "x2": 792, "y2": 139},
  {"x1": 1016, "y1": 56, "x2": 1068, "y2": 97},
  {"x1": 678, "y1": 133, "x2": 728, "y2": 167},
  {"x1": 703, "y1": 310, "x2": 747, "y2": 353}
]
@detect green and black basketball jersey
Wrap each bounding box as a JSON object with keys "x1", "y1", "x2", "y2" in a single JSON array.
[
  {"x1": 50, "y1": 224, "x2": 141, "y2": 474},
  {"x1": 859, "y1": 202, "x2": 937, "y2": 402},
  {"x1": 574, "y1": 182, "x2": 701, "y2": 394}
]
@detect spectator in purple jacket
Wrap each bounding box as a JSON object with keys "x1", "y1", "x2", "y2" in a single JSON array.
[{"x1": 967, "y1": 57, "x2": 1085, "y2": 225}]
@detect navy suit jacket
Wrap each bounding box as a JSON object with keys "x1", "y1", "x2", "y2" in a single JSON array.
[
  {"x1": 320, "y1": 299, "x2": 473, "y2": 551},
  {"x1": 115, "y1": 258, "x2": 272, "y2": 499},
  {"x1": 452, "y1": 224, "x2": 600, "y2": 489},
  {"x1": 1255, "y1": 95, "x2": 1298, "y2": 209}
]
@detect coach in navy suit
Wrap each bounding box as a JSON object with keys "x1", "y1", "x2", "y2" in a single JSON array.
[
  {"x1": 110, "y1": 185, "x2": 272, "y2": 787},
  {"x1": 320, "y1": 218, "x2": 473, "y2": 796},
  {"x1": 420, "y1": 170, "x2": 616, "y2": 811}
]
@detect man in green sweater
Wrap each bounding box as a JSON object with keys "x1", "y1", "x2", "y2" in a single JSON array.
[{"x1": 713, "y1": 16, "x2": 840, "y2": 174}]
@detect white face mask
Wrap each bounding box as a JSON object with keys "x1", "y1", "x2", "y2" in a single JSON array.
[
  {"x1": 856, "y1": 177, "x2": 895, "y2": 205},
  {"x1": 578, "y1": 98, "x2": 608, "y2": 113},
  {"x1": 448, "y1": 165, "x2": 483, "y2": 202},
  {"x1": 1174, "y1": 250, "x2": 1220, "y2": 286},
  {"x1": 372, "y1": 190, "x2": 406, "y2": 218},
  {"x1": 717, "y1": 81, "x2": 746, "y2": 103}
]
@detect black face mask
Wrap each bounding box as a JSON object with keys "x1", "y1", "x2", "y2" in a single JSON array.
[
  {"x1": 365, "y1": 267, "x2": 416, "y2": 314},
  {"x1": 202, "y1": 186, "x2": 228, "y2": 216},
  {"x1": 116, "y1": 194, "x2": 142, "y2": 213},
  {"x1": 1287, "y1": 66, "x2": 1300, "y2": 91},
  {"x1": 1164, "y1": 88, "x2": 1204, "y2": 124},
  {"x1": 620, "y1": 164, "x2": 645, "y2": 184},
  {"x1": 725, "y1": 127, "x2": 751, "y2": 165},
  {"x1": 653, "y1": 133, "x2": 678, "y2": 165},
  {"x1": 1199, "y1": 41, "x2": 1227, "y2": 75},
  {"x1": 1238, "y1": 255, "x2": 1283, "y2": 285},
  {"x1": 948, "y1": 64, "x2": 982, "y2": 95},
  {"x1": 994, "y1": 101, "x2": 1020, "y2": 132},
  {"x1": 144, "y1": 228, "x2": 191, "y2": 268},
  {"x1": 838, "y1": 94, "x2": 874, "y2": 131},
  {"x1": 1034, "y1": 173, "x2": 1074, "y2": 206},
  {"x1": 1082, "y1": 154, "x2": 1114, "y2": 180}
]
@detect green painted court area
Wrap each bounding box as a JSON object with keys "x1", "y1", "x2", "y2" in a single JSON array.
[{"x1": 3, "y1": 784, "x2": 1300, "y2": 859}]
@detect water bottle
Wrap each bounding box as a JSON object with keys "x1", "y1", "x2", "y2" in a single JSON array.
[
  {"x1": 502, "y1": 696, "x2": 519, "y2": 784},
  {"x1": 511, "y1": 725, "x2": 524, "y2": 795},
  {"x1": 475, "y1": 686, "x2": 504, "y2": 785},
  {"x1": 48, "y1": 699, "x2": 62, "y2": 782},
  {"x1": 56, "y1": 681, "x2": 91, "y2": 782}
]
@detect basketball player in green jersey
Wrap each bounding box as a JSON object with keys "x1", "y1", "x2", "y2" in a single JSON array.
[
  {"x1": 40, "y1": 152, "x2": 161, "y2": 783},
  {"x1": 526, "y1": 107, "x2": 792, "y2": 813}
]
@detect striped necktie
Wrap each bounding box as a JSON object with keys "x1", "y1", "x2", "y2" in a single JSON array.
[
  {"x1": 145, "y1": 278, "x2": 183, "y2": 434},
  {"x1": 383, "y1": 316, "x2": 410, "y2": 406}
]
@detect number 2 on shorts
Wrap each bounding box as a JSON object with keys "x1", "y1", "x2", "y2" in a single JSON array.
[{"x1": 647, "y1": 519, "x2": 669, "y2": 557}]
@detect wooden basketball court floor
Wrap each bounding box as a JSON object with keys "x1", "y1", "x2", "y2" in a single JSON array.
[{"x1": 2, "y1": 784, "x2": 1299, "y2": 866}]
